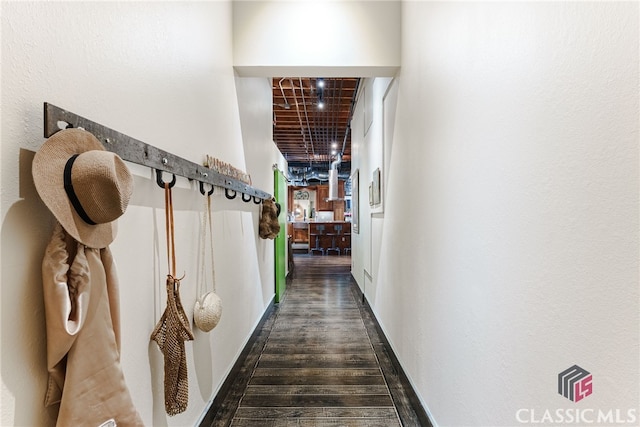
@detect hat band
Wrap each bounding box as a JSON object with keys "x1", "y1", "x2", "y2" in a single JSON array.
[{"x1": 64, "y1": 154, "x2": 97, "y2": 225}]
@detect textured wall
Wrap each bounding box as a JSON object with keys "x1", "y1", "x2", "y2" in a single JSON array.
[
  {"x1": 1, "y1": 2, "x2": 278, "y2": 426},
  {"x1": 371, "y1": 2, "x2": 639, "y2": 425}
]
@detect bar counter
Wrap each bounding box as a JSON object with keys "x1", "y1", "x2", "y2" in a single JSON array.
[{"x1": 307, "y1": 221, "x2": 351, "y2": 255}]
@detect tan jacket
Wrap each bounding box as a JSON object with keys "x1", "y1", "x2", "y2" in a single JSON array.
[{"x1": 43, "y1": 223, "x2": 143, "y2": 427}]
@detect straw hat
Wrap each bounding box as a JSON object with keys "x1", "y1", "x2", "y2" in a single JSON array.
[{"x1": 33, "y1": 128, "x2": 133, "y2": 248}]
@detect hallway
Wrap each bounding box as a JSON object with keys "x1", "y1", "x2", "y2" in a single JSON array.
[{"x1": 201, "y1": 255, "x2": 428, "y2": 427}]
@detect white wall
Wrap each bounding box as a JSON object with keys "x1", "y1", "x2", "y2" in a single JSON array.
[
  {"x1": 232, "y1": 0, "x2": 400, "y2": 77},
  {"x1": 235, "y1": 75, "x2": 289, "y2": 279},
  {"x1": 362, "y1": 2, "x2": 639, "y2": 426},
  {"x1": 350, "y1": 76, "x2": 392, "y2": 304},
  {"x1": 1, "y1": 2, "x2": 279, "y2": 426}
]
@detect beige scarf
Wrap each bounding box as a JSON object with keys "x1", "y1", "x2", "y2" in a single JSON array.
[{"x1": 43, "y1": 222, "x2": 143, "y2": 426}]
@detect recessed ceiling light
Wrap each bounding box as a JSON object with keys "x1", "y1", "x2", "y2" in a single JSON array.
[
  {"x1": 318, "y1": 101, "x2": 325, "y2": 109},
  {"x1": 317, "y1": 79, "x2": 325, "y2": 88}
]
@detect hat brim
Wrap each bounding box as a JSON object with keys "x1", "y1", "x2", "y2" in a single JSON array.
[{"x1": 33, "y1": 128, "x2": 117, "y2": 248}]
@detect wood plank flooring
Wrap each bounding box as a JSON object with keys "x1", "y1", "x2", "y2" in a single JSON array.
[{"x1": 201, "y1": 255, "x2": 427, "y2": 427}]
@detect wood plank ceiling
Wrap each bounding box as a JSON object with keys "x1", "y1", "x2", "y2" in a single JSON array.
[{"x1": 272, "y1": 77, "x2": 359, "y2": 175}]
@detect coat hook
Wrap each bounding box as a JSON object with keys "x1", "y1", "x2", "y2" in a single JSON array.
[
  {"x1": 199, "y1": 181, "x2": 214, "y2": 196},
  {"x1": 225, "y1": 188, "x2": 237, "y2": 200},
  {"x1": 253, "y1": 196, "x2": 262, "y2": 204},
  {"x1": 156, "y1": 169, "x2": 176, "y2": 189},
  {"x1": 241, "y1": 193, "x2": 252, "y2": 203}
]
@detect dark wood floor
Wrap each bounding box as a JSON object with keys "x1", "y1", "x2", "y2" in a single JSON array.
[{"x1": 201, "y1": 254, "x2": 429, "y2": 427}]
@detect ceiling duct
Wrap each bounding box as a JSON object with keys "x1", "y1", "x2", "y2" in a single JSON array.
[
  {"x1": 328, "y1": 154, "x2": 341, "y2": 200},
  {"x1": 288, "y1": 163, "x2": 349, "y2": 186}
]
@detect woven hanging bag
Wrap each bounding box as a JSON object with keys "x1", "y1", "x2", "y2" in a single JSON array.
[
  {"x1": 150, "y1": 183, "x2": 194, "y2": 415},
  {"x1": 194, "y1": 193, "x2": 222, "y2": 332},
  {"x1": 151, "y1": 276, "x2": 194, "y2": 415}
]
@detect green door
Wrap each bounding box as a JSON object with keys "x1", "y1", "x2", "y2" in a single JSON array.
[{"x1": 274, "y1": 169, "x2": 287, "y2": 302}]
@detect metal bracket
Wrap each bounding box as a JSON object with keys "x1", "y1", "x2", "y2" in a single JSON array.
[{"x1": 43, "y1": 102, "x2": 272, "y2": 201}]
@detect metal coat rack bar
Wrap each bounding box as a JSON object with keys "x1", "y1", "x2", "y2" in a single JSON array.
[{"x1": 43, "y1": 102, "x2": 272, "y2": 201}]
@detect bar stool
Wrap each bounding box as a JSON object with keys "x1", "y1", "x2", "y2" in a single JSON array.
[
  {"x1": 326, "y1": 224, "x2": 342, "y2": 255},
  {"x1": 309, "y1": 224, "x2": 325, "y2": 255},
  {"x1": 292, "y1": 222, "x2": 309, "y2": 253}
]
